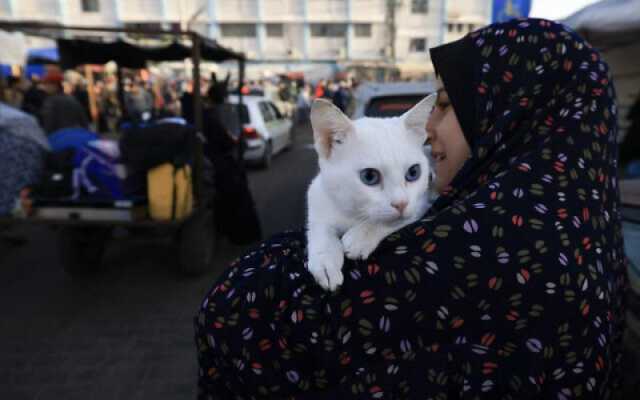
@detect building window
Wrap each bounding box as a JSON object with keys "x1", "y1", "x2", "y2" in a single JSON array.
[
  {"x1": 220, "y1": 24, "x2": 257, "y2": 38},
  {"x1": 409, "y1": 38, "x2": 427, "y2": 53},
  {"x1": 354, "y1": 24, "x2": 371, "y2": 38},
  {"x1": 447, "y1": 23, "x2": 453, "y2": 32},
  {"x1": 457, "y1": 23, "x2": 464, "y2": 33},
  {"x1": 411, "y1": 0, "x2": 429, "y2": 14},
  {"x1": 266, "y1": 24, "x2": 284, "y2": 37},
  {"x1": 468, "y1": 24, "x2": 475, "y2": 32},
  {"x1": 81, "y1": 0, "x2": 100, "y2": 12},
  {"x1": 310, "y1": 24, "x2": 347, "y2": 38}
]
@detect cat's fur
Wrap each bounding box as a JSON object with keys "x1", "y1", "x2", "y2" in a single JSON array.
[{"x1": 307, "y1": 95, "x2": 435, "y2": 290}]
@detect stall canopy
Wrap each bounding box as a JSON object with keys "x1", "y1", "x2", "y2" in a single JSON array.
[
  {"x1": 57, "y1": 37, "x2": 244, "y2": 69},
  {"x1": 564, "y1": 0, "x2": 640, "y2": 140},
  {"x1": 564, "y1": 0, "x2": 640, "y2": 49}
]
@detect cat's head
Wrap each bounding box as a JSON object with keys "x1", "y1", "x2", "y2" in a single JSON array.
[{"x1": 310, "y1": 94, "x2": 435, "y2": 224}]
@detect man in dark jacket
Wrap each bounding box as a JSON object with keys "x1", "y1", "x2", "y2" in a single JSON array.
[{"x1": 40, "y1": 71, "x2": 89, "y2": 134}]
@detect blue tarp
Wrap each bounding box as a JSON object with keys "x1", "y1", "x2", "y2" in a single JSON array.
[
  {"x1": 1, "y1": 47, "x2": 56, "y2": 78},
  {"x1": 27, "y1": 47, "x2": 59, "y2": 64},
  {"x1": 1, "y1": 64, "x2": 46, "y2": 78}
]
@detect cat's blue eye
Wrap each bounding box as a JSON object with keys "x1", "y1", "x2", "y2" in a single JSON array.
[
  {"x1": 360, "y1": 168, "x2": 381, "y2": 186},
  {"x1": 405, "y1": 164, "x2": 421, "y2": 182}
]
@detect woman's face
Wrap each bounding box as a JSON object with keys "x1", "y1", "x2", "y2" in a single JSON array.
[{"x1": 426, "y1": 86, "x2": 471, "y2": 193}]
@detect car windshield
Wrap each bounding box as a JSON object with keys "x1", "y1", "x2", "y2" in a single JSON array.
[{"x1": 364, "y1": 95, "x2": 427, "y2": 117}]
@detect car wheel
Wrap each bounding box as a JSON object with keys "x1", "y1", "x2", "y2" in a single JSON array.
[{"x1": 260, "y1": 141, "x2": 273, "y2": 169}]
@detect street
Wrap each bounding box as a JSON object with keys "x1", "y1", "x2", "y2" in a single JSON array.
[
  {"x1": 0, "y1": 123, "x2": 317, "y2": 400},
  {"x1": 3, "y1": 121, "x2": 640, "y2": 399}
]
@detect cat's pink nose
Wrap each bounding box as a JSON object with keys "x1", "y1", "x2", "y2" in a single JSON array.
[{"x1": 391, "y1": 201, "x2": 408, "y2": 214}]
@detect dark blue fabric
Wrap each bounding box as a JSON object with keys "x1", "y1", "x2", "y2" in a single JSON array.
[{"x1": 48, "y1": 127, "x2": 99, "y2": 153}]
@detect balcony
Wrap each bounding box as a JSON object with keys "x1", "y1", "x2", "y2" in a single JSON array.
[
  {"x1": 263, "y1": 24, "x2": 305, "y2": 60},
  {"x1": 219, "y1": 37, "x2": 260, "y2": 60},
  {"x1": 65, "y1": 0, "x2": 119, "y2": 26},
  {"x1": 216, "y1": 0, "x2": 258, "y2": 21},
  {"x1": 306, "y1": 0, "x2": 348, "y2": 21},
  {"x1": 350, "y1": 0, "x2": 387, "y2": 22},
  {"x1": 164, "y1": 1, "x2": 208, "y2": 23},
  {"x1": 262, "y1": 0, "x2": 304, "y2": 21},
  {"x1": 308, "y1": 37, "x2": 347, "y2": 60},
  {"x1": 118, "y1": 0, "x2": 163, "y2": 21},
  {"x1": 350, "y1": 23, "x2": 386, "y2": 60},
  {"x1": 11, "y1": 0, "x2": 61, "y2": 21}
]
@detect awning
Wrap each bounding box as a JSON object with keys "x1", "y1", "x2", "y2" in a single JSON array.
[
  {"x1": 563, "y1": 0, "x2": 640, "y2": 49},
  {"x1": 57, "y1": 38, "x2": 244, "y2": 69},
  {"x1": 564, "y1": 0, "x2": 640, "y2": 141}
]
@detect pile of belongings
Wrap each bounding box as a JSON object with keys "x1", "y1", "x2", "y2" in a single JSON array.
[{"x1": 27, "y1": 118, "x2": 196, "y2": 221}]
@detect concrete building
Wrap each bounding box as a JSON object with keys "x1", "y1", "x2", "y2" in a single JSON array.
[
  {"x1": 0, "y1": 0, "x2": 492, "y2": 80},
  {"x1": 444, "y1": 0, "x2": 492, "y2": 43}
]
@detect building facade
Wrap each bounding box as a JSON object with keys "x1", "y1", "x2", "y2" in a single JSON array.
[{"x1": 0, "y1": 0, "x2": 491, "y2": 79}]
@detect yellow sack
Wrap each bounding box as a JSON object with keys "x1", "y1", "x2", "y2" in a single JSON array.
[{"x1": 147, "y1": 163, "x2": 193, "y2": 221}]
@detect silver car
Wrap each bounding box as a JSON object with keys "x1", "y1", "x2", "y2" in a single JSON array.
[
  {"x1": 229, "y1": 95, "x2": 293, "y2": 168},
  {"x1": 351, "y1": 81, "x2": 436, "y2": 119}
]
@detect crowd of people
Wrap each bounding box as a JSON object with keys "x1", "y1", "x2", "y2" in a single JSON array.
[
  {"x1": 0, "y1": 65, "x2": 360, "y2": 251},
  {"x1": 1, "y1": 68, "x2": 361, "y2": 136}
]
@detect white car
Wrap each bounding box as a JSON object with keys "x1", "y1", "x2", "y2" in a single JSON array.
[
  {"x1": 229, "y1": 95, "x2": 293, "y2": 168},
  {"x1": 351, "y1": 81, "x2": 436, "y2": 119}
]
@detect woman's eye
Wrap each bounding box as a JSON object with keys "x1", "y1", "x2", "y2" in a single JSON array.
[
  {"x1": 405, "y1": 164, "x2": 421, "y2": 182},
  {"x1": 360, "y1": 168, "x2": 381, "y2": 186},
  {"x1": 436, "y1": 101, "x2": 451, "y2": 110},
  {"x1": 424, "y1": 137, "x2": 432, "y2": 146}
]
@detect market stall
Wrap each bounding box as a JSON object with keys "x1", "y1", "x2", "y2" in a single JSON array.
[{"x1": 0, "y1": 22, "x2": 246, "y2": 276}]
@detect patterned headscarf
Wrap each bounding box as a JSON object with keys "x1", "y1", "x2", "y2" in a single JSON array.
[
  {"x1": 363, "y1": 18, "x2": 629, "y2": 398},
  {"x1": 194, "y1": 18, "x2": 629, "y2": 400}
]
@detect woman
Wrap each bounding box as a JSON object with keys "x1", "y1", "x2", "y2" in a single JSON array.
[{"x1": 195, "y1": 18, "x2": 627, "y2": 399}]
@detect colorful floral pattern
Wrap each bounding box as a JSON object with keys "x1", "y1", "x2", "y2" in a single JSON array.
[{"x1": 195, "y1": 19, "x2": 628, "y2": 399}]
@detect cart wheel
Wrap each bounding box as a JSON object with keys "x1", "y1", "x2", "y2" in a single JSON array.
[
  {"x1": 57, "y1": 227, "x2": 108, "y2": 276},
  {"x1": 179, "y1": 209, "x2": 216, "y2": 276}
]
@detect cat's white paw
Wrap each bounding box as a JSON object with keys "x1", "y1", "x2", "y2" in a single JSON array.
[
  {"x1": 342, "y1": 226, "x2": 381, "y2": 260},
  {"x1": 308, "y1": 247, "x2": 344, "y2": 291}
]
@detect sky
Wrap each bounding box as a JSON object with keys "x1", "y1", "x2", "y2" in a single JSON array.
[{"x1": 529, "y1": 0, "x2": 602, "y2": 20}]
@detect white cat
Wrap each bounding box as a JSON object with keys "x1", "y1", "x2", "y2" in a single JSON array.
[{"x1": 306, "y1": 94, "x2": 435, "y2": 291}]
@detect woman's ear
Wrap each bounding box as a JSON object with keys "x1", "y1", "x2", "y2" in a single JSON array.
[
  {"x1": 310, "y1": 98, "x2": 354, "y2": 160},
  {"x1": 402, "y1": 93, "x2": 436, "y2": 143}
]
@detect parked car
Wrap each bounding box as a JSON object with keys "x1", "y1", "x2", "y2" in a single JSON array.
[
  {"x1": 229, "y1": 95, "x2": 293, "y2": 168},
  {"x1": 351, "y1": 81, "x2": 436, "y2": 119}
]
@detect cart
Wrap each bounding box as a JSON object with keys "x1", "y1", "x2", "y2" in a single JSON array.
[{"x1": 0, "y1": 22, "x2": 246, "y2": 276}]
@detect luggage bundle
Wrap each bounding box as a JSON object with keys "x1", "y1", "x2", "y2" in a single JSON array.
[{"x1": 31, "y1": 123, "x2": 196, "y2": 222}]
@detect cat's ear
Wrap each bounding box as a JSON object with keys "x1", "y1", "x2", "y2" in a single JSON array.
[
  {"x1": 310, "y1": 98, "x2": 354, "y2": 159},
  {"x1": 402, "y1": 93, "x2": 436, "y2": 142}
]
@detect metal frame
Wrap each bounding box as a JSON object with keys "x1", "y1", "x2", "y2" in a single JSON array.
[{"x1": 0, "y1": 21, "x2": 246, "y2": 227}]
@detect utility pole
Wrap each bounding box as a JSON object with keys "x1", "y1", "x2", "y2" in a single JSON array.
[{"x1": 385, "y1": 0, "x2": 402, "y2": 63}]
